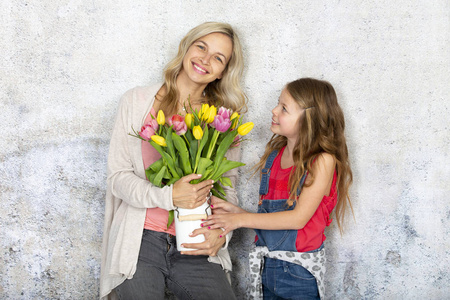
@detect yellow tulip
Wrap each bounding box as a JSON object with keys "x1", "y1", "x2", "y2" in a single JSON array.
[
  {"x1": 200, "y1": 104, "x2": 209, "y2": 119},
  {"x1": 230, "y1": 112, "x2": 240, "y2": 129},
  {"x1": 237, "y1": 122, "x2": 254, "y2": 136},
  {"x1": 230, "y1": 112, "x2": 240, "y2": 120},
  {"x1": 151, "y1": 135, "x2": 167, "y2": 146},
  {"x1": 193, "y1": 125, "x2": 203, "y2": 140},
  {"x1": 185, "y1": 113, "x2": 193, "y2": 129},
  {"x1": 204, "y1": 106, "x2": 217, "y2": 123},
  {"x1": 157, "y1": 110, "x2": 165, "y2": 125}
]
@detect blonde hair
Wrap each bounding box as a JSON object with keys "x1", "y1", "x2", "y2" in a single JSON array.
[
  {"x1": 159, "y1": 22, "x2": 247, "y2": 115},
  {"x1": 255, "y1": 78, "x2": 353, "y2": 233}
]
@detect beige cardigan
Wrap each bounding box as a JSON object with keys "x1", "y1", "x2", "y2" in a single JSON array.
[{"x1": 100, "y1": 84, "x2": 239, "y2": 299}]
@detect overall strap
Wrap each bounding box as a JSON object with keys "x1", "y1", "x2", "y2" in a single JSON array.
[{"x1": 259, "y1": 150, "x2": 279, "y2": 196}]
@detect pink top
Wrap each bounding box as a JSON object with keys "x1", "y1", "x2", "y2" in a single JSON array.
[{"x1": 142, "y1": 111, "x2": 176, "y2": 235}]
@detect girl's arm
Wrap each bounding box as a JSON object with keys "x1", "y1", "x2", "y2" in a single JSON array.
[{"x1": 203, "y1": 153, "x2": 336, "y2": 235}]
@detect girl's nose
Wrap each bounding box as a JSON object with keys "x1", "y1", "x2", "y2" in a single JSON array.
[{"x1": 272, "y1": 106, "x2": 277, "y2": 115}]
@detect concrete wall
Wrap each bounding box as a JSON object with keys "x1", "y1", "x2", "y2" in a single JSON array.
[{"x1": 1, "y1": 0, "x2": 448, "y2": 299}]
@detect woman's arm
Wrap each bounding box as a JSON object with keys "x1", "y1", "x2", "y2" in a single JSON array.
[{"x1": 203, "y1": 153, "x2": 336, "y2": 236}]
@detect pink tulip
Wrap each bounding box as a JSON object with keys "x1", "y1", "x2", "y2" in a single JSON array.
[
  {"x1": 211, "y1": 115, "x2": 231, "y2": 133},
  {"x1": 139, "y1": 119, "x2": 159, "y2": 140},
  {"x1": 168, "y1": 114, "x2": 187, "y2": 135},
  {"x1": 217, "y1": 107, "x2": 231, "y2": 120},
  {"x1": 150, "y1": 107, "x2": 157, "y2": 118},
  {"x1": 232, "y1": 136, "x2": 241, "y2": 147}
]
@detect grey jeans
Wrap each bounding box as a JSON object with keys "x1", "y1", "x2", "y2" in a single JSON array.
[{"x1": 115, "y1": 229, "x2": 236, "y2": 300}]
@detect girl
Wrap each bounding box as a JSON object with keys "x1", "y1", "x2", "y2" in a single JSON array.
[
  {"x1": 100, "y1": 22, "x2": 247, "y2": 299},
  {"x1": 201, "y1": 78, "x2": 353, "y2": 299}
]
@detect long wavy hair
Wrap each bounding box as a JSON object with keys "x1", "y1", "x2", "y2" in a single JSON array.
[
  {"x1": 159, "y1": 22, "x2": 247, "y2": 115},
  {"x1": 255, "y1": 78, "x2": 353, "y2": 233}
]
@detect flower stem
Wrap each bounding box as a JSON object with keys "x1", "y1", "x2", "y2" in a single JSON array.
[{"x1": 206, "y1": 130, "x2": 220, "y2": 159}]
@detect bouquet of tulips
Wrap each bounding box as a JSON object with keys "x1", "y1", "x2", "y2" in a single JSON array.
[{"x1": 130, "y1": 101, "x2": 254, "y2": 227}]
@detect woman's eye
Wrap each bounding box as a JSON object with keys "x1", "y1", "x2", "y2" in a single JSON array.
[
  {"x1": 215, "y1": 56, "x2": 223, "y2": 63},
  {"x1": 197, "y1": 45, "x2": 205, "y2": 50}
]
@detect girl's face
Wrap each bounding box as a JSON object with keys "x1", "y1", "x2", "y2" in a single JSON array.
[
  {"x1": 178, "y1": 32, "x2": 232, "y2": 87},
  {"x1": 271, "y1": 88, "x2": 305, "y2": 140}
]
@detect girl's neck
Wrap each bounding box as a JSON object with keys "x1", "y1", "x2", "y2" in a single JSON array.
[{"x1": 281, "y1": 140, "x2": 296, "y2": 169}]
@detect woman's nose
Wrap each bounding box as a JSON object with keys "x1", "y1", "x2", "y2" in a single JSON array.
[{"x1": 200, "y1": 54, "x2": 211, "y2": 64}]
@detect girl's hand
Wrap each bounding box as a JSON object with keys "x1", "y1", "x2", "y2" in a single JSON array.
[
  {"x1": 180, "y1": 228, "x2": 224, "y2": 256},
  {"x1": 172, "y1": 174, "x2": 214, "y2": 209},
  {"x1": 210, "y1": 196, "x2": 246, "y2": 215},
  {"x1": 201, "y1": 213, "x2": 241, "y2": 236}
]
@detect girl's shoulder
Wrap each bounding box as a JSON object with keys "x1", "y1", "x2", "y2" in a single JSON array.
[{"x1": 313, "y1": 152, "x2": 336, "y2": 173}]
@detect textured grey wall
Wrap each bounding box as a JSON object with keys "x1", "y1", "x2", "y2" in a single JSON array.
[{"x1": 1, "y1": 0, "x2": 449, "y2": 299}]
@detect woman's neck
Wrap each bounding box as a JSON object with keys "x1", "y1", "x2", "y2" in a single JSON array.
[{"x1": 176, "y1": 74, "x2": 207, "y2": 105}]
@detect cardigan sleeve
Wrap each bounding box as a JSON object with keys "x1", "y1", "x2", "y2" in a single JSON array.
[{"x1": 106, "y1": 88, "x2": 175, "y2": 211}]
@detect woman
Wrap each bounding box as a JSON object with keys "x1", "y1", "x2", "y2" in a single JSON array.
[{"x1": 100, "y1": 22, "x2": 246, "y2": 299}]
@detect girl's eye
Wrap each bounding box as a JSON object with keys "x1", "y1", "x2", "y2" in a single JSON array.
[{"x1": 282, "y1": 106, "x2": 287, "y2": 112}]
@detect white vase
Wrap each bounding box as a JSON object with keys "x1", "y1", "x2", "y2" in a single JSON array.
[{"x1": 174, "y1": 201, "x2": 211, "y2": 252}]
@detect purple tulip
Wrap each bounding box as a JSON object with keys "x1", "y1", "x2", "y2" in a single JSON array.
[
  {"x1": 217, "y1": 107, "x2": 231, "y2": 119},
  {"x1": 212, "y1": 115, "x2": 232, "y2": 133}
]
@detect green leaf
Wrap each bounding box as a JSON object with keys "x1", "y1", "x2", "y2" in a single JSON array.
[
  {"x1": 193, "y1": 125, "x2": 209, "y2": 173},
  {"x1": 146, "y1": 172, "x2": 157, "y2": 184},
  {"x1": 213, "y1": 131, "x2": 237, "y2": 169},
  {"x1": 189, "y1": 140, "x2": 199, "y2": 167},
  {"x1": 204, "y1": 165, "x2": 215, "y2": 179},
  {"x1": 172, "y1": 132, "x2": 192, "y2": 175},
  {"x1": 166, "y1": 177, "x2": 179, "y2": 186},
  {"x1": 210, "y1": 159, "x2": 245, "y2": 182},
  {"x1": 191, "y1": 157, "x2": 213, "y2": 184},
  {"x1": 149, "y1": 158, "x2": 165, "y2": 173},
  {"x1": 211, "y1": 188, "x2": 227, "y2": 201},
  {"x1": 214, "y1": 181, "x2": 226, "y2": 196},
  {"x1": 202, "y1": 128, "x2": 216, "y2": 157},
  {"x1": 185, "y1": 129, "x2": 194, "y2": 142},
  {"x1": 167, "y1": 210, "x2": 174, "y2": 228},
  {"x1": 165, "y1": 126, "x2": 176, "y2": 160},
  {"x1": 219, "y1": 176, "x2": 233, "y2": 188},
  {"x1": 153, "y1": 165, "x2": 167, "y2": 187},
  {"x1": 150, "y1": 141, "x2": 181, "y2": 179}
]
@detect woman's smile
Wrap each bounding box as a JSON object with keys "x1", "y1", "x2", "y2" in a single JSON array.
[{"x1": 192, "y1": 62, "x2": 209, "y2": 74}]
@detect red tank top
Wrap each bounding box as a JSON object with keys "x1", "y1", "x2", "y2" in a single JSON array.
[{"x1": 261, "y1": 147, "x2": 338, "y2": 252}]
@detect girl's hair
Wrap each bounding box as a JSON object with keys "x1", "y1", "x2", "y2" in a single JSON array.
[
  {"x1": 255, "y1": 78, "x2": 353, "y2": 233},
  {"x1": 159, "y1": 22, "x2": 247, "y2": 115}
]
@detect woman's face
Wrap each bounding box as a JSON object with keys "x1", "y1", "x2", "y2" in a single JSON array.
[{"x1": 179, "y1": 32, "x2": 233, "y2": 87}]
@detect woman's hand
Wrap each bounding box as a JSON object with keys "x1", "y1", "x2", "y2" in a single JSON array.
[
  {"x1": 172, "y1": 174, "x2": 214, "y2": 209},
  {"x1": 180, "y1": 227, "x2": 225, "y2": 256},
  {"x1": 210, "y1": 196, "x2": 246, "y2": 215}
]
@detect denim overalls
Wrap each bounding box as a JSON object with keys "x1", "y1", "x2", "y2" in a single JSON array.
[{"x1": 248, "y1": 150, "x2": 326, "y2": 300}]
